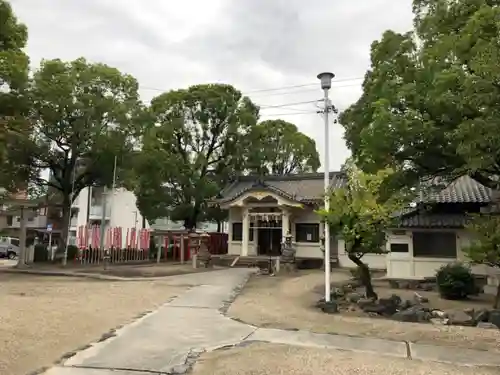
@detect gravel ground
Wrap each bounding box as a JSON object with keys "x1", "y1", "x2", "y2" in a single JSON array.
[
  {"x1": 228, "y1": 271, "x2": 500, "y2": 352},
  {"x1": 191, "y1": 342, "x2": 498, "y2": 375},
  {"x1": 0, "y1": 273, "x2": 186, "y2": 375}
]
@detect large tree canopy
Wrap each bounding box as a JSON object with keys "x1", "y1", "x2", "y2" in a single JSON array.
[
  {"x1": 133, "y1": 83, "x2": 259, "y2": 228},
  {"x1": 341, "y1": 0, "x2": 500, "y2": 189},
  {"x1": 0, "y1": 0, "x2": 30, "y2": 191},
  {"x1": 247, "y1": 119, "x2": 320, "y2": 175},
  {"x1": 14, "y1": 58, "x2": 142, "y2": 243}
]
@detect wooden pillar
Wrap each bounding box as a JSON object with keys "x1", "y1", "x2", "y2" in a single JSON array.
[
  {"x1": 281, "y1": 208, "x2": 290, "y2": 239},
  {"x1": 242, "y1": 208, "x2": 249, "y2": 256}
]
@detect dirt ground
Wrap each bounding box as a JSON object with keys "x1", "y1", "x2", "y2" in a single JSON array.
[
  {"x1": 0, "y1": 273, "x2": 186, "y2": 375},
  {"x1": 228, "y1": 271, "x2": 500, "y2": 352},
  {"x1": 191, "y1": 342, "x2": 498, "y2": 375}
]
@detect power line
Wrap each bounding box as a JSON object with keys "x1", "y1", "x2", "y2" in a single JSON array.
[
  {"x1": 139, "y1": 76, "x2": 364, "y2": 96},
  {"x1": 258, "y1": 99, "x2": 322, "y2": 110},
  {"x1": 262, "y1": 111, "x2": 317, "y2": 117}
]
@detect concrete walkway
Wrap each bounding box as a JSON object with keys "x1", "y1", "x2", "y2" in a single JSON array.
[{"x1": 42, "y1": 269, "x2": 500, "y2": 375}]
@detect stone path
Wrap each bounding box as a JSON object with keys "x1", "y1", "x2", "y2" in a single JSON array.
[{"x1": 41, "y1": 269, "x2": 500, "y2": 375}]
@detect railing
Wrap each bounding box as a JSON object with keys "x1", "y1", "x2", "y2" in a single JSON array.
[{"x1": 88, "y1": 206, "x2": 111, "y2": 218}]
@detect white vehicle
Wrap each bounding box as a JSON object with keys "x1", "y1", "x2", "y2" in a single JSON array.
[{"x1": 0, "y1": 237, "x2": 20, "y2": 259}]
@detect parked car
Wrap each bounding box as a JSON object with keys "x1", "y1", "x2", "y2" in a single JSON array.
[{"x1": 0, "y1": 236, "x2": 20, "y2": 259}]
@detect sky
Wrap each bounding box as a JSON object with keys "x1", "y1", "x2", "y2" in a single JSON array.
[{"x1": 10, "y1": 0, "x2": 414, "y2": 172}]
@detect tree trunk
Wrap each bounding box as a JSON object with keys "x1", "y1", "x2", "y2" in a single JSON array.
[
  {"x1": 60, "y1": 196, "x2": 71, "y2": 251},
  {"x1": 217, "y1": 221, "x2": 221, "y2": 233},
  {"x1": 348, "y1": 252, "x2": 378, "y2": 300},
  {"x1": 494, "y1": 282, "x2": 500, "y2": 310},
  {"x1": 142, "y1": 216, "x2": 146, "y2": 229}
]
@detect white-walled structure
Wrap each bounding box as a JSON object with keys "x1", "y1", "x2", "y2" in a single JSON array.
[{"x1": 69, "y1": 186, "x2": 148, "y2": 247}]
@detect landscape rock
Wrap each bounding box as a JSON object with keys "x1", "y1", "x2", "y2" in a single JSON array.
[
  {"x1": 431, "y1": 309, "x2": 446, "y2": 318},
  {"x1": 357, "y1": 298, "x2": 375, "y2": 309},
  {"x1": 430, "y1": 317, "x2": 449, "y2": 325},
  {"x1": 360, "y1": 302, "x2": 387, "y2": 315},
  {"x1": 392, "y1": 305, "x2": 430, "y2": 323},
  {"x1": 445, "y1": 309, "x2": 474, "y2": 326},
  {"x1": 345, "y1": 292, "x2": 363, "y2": 303},
  {"x1": 399, "y1": 299, "x2": 414, "y2": 310},
  {"x1": 474, "y1": 308, "x2": 490, "y2": 323},
  {"x1": 413, "y1": 292, "x2": 429, "y2": 304},
  {"x1": 477, "y1": 322, "x2": 499, "y2": 329},
  {"x1": 376, "y1": 295, "x2": 401, "y2": 315},
  {"x1": 463, "y1": 307, "x2": 475, "y2": 317},
  {"x1": 320, "y1": 300, "x2": 339, "y2": 314},
  {"x1": 488, "y1": 309, "x2": 500, "y2": 328}
]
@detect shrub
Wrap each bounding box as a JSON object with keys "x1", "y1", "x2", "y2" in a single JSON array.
[{"x1": 435, "y1": 262, "x2": 476, "y2": 300}]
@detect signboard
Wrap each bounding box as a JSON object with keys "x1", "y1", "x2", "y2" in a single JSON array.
[{"x1": 47, "y1": 224, "x2": 53, "y2": 232}]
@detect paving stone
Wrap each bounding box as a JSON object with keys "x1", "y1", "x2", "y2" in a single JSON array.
[
  {"x1": 247, "y1": 328, "x2": 408, "y2": 358},
  {"x1": 43, "y1": 367, "x2": 151, "y2": 375}
]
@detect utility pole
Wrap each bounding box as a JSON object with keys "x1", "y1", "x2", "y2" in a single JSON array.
[{"x1": 317, "y1": 72, "x2": 335, "y2": 303}]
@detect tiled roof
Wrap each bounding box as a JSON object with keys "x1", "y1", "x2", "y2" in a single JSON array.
[
  {"x1": 423, "y1": 176, "x2": 493, "y2": 204},
  {"x1": 217, "y1": 172, "x2": 347, "y2": 204},
  {"x1": 217, "y1": 173, "x2": 495, "y2": 209},
  {"x1": 397, "y1": 212, "x2": 469, "y2": 229}
]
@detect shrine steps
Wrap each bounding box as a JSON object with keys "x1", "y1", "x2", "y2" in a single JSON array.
[{"x1": 210, "y1": 255, "x2": 339, "y2": 269}]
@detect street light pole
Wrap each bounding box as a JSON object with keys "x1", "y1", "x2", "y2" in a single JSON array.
[{"x1": 317, "y1": 72, "x2": 335, "y2": 303}]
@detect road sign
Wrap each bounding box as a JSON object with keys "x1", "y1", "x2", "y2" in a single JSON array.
[{"x1": 47, "y1": 224, "x2": 53, "y2": 232}]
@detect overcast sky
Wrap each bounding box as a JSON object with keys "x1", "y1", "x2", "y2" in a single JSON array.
[{"x1": 10, "y1": 0, "x2": 414, "y2": 171}]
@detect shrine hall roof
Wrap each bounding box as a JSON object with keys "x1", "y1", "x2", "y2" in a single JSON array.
[{"x1": 216, "y1": 172, "x2": 347, "y2": 204}]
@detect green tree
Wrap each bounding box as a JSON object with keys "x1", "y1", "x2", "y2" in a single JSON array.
[
  {"x1": 134, "y1": 83, "x2": 259, "y2": 229},
  {"x1": 247, "y1": 120, "x2": 320, "y2": 175},
  {"x1": 463, "y1": 214, "x2": 500, "y2": 308},
  {"x1": 17, "y1": 58, "x2": 142, "y2": 246},
  {"x1": 318, "y1": 165, "x2": 407, "y2": 299},
  {"x1": 341, "y1": 0, "x2": 500, "y2": 190},
  {"x1": 0, "y1": 0, "x2": 31, "y2": 192}
]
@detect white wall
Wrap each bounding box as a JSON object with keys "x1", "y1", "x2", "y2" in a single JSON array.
[
  {"x1": 71, "y1": 187, "x2": 148, "y2": 248},
  {"x1": 337, "y1": 238, "x2": 387, "y2": 270},
  {"x1": 385, "y1": 229, "x2": 491, "y2": 279}
]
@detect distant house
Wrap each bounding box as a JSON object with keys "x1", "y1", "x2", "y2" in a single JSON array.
[{"x1": 215, "y1": 173, "x2": 498, "y2": 287}]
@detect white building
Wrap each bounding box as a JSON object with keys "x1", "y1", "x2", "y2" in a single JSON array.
[{"x1": 69, "y1": 186, "x2": 149, "y2": 247}]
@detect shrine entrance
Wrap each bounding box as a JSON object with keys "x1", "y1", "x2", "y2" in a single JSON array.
[
  {"x1": 257, "y1": 223, "x2": 282, "y2": 256},
  {"x1": 249, "y1": 211, "x2": 283, "y2": 257}
]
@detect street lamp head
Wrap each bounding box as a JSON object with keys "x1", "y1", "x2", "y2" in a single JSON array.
[{"x1": 317, "y1": 72, "x2": 335, "y2": 90}]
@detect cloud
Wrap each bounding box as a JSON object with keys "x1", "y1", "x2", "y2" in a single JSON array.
[{"x1": 10, "y1": 0, "x2": 414, "y2": 170}]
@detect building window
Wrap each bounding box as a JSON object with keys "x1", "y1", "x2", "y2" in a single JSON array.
[
  {"x1": 295, "y1": 223, "x2": 320, "y2": 243},
  {"x1": 413, "y1": 232, "x2": 457, "y2": 258},
  {"x1": 6, "y1": 216, "x2": 12, "y2": 226},
  {"x1": 390, "y1": 243, "x2": 409, "y2": 253},
  {"x1": 231, "y1": 223, "x2": 254, "y2": 241}
]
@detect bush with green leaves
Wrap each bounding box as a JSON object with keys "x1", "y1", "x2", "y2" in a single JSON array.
[{"x1": 435, "y1": 263, "x2": 476, "y2": 300}]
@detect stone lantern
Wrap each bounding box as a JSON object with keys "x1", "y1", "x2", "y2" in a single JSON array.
[{"x1": 280, "y1": 231, "x2": 296, "y2": 272}]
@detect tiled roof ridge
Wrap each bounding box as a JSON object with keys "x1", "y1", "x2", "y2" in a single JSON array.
[{"x1": 234, "y1": 171, "x2": 344, "y2": 182}]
